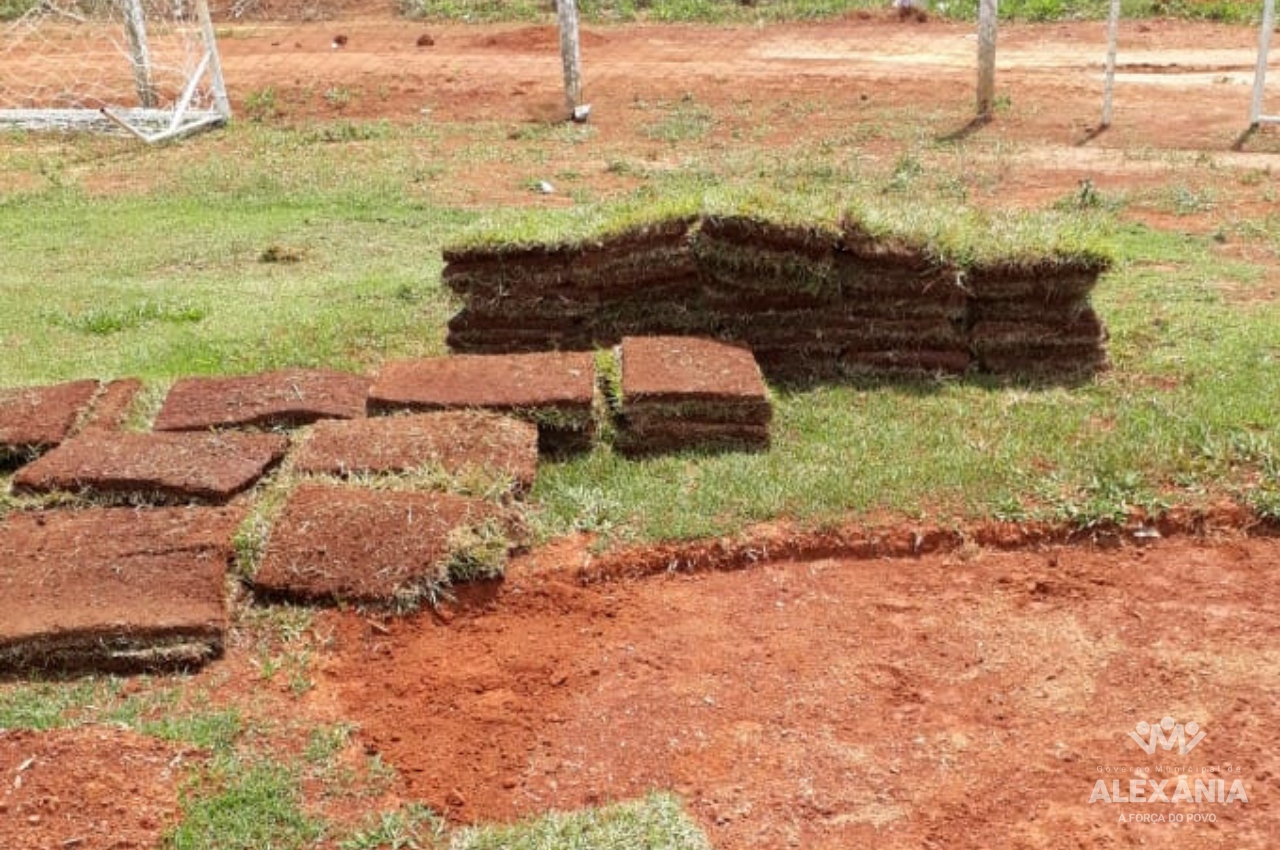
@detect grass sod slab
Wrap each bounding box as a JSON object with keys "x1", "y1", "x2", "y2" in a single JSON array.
[
  {"x1": 615, "y1": 337, "x2": 771, "y2": 455},
  {"x1": 152, "y1": 369, "x2": 371, "y2": 432},
  {"x1": 0, "y1": 379, "x2": 98, "y2": 461},
  {"x1": 11, "y1": 431, "x2": 289, "y2": 503},
  {"x1": 79, "y1": 378, "x2": 144, "y2": 434},
  {"x1": 970, "y1": 307, "x2": 1108, "y2": 350},
  {"x1": 253, "y1": 483, "x2": 505, "y2": 606},
  {"x1": 619, "y1": 336, "x2": 769, "y2": 405},
  {"x1": 293, "y1": 411, "x2": 539, "y2": 495},
  {"x1": 368, "y1": 352, "x2": 598, "y2": 453},
  {"x1": 0, "y1": 506, "x2": 242, "y2": 673}
]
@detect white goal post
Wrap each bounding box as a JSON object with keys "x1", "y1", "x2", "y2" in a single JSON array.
[
  {"x1": 1251, "y1": 0, "x2": 1277, "y2": 127},
  {"x1": 1101, "y1": 0, "x2": 1277, "y2": 130},
  {"x1": 0, "y1": 0, "x2": 231, "y2": 142}
]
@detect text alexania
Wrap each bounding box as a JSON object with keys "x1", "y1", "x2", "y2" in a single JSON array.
[{"x1": 1089, "y1": 778, "x2": 1248, "y2": 804}]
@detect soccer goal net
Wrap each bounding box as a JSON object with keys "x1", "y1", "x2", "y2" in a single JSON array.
[{"x1": 0, "y1": 0, "x2": 230, "y2": 141}]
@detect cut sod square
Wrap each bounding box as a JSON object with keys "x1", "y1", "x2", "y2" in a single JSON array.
[
  {"x1": 11, "y1": 431, "x2": 289, "y2": 504},
  {"x1": 614, "y1": 336, "x2": 772, "y2": 455},
  {"x1": 618, "y1": 336, "x2": 770, "y2": 415},
  {"x1": 0, "y1": 505, "x2": 242, "y2": 673},
  {"x1": 253, "y1": 483, "x2": 508, "y2": 607},
  {"x1": 293, "y1": 411, "x2": 539, "y2": 496},
  {"x1": 0, "y1": 379, "x2": 99, "y2": 463},
  {"x1": 153, "y1": 368, "x2": 371, "y2": 431},
  {"x1": 368, "y1": 352, "x2": 598, "y2": 454}
]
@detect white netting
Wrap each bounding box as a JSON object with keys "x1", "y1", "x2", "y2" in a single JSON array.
[{"x1": 0, "y1": 0, "x2": 229, "y2": 138}]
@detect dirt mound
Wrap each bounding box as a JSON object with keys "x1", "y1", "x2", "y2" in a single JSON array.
[
  {"x1": 0, "y1": 506, "x2": 241, "y2": 673},
  {"x1": 324, "y1": 536, "x2": 1280, "y2": 848},
  {"x1": 0, "y1": 727, "x2": 188, "y2": 850},
  {"x1": 11, "y1": 431, "x2": 289, "y2": 504},
  {"x1": 154, "y1": 369, "x2": 371, "y2": 432},
  {"x1": 294, "y1": 411, "x2": 540, "y2": 494}
]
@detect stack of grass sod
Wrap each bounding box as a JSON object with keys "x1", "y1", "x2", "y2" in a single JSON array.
[
  {"x1": 443, "y1": 196, "x2": 705, "y2": 354},
  {"x1": 610, "y1": 336, "x2": 772, "y2": 456},
  {"x1": 440, "y1": 191, "x2": 1113, "y2": 382},
  {"x1": 956, "y1": 213, "x2": 1112, "y2": 375}
]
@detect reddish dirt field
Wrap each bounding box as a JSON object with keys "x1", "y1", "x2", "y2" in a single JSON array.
[
  {"x1": 0, "y1": 727, "x2": 188, "y2": 850},
  {"x1": 322, "y1": 534, "x2": 1280, "y2": 849}
]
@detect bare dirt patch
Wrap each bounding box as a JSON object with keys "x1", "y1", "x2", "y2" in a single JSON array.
[
  {"x1": 0, "y1": 727, "x2": 188, "y2": 850},
  {"x1": 11, "y1": 431, "x2": 289, "y2": 503},
  {"x1": 0, "y1": 506, "x2": 242, "y2": 673},
  {"x1": 322, "y1": 535, "x2": 1280, "y2": 848},
  {"x1": 153, "y1": 369, "x2": 371, "y2": 432},
  {"x1": 294, "y1": 411, "x2": 539, "y2": 494}
]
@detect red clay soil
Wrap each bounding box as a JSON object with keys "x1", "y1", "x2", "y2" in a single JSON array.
[
  {"x1": 254, "y1": 482, "x2": 502, "y2": 605},
  {"x1": 0, "y1": 506, "x2": 242, "y2": 673},
  {"x1": 368, "y1": 353, "x2": 597, "y2": 414},
  {"x1": 0, "y1": 727, "x2": 188, "y2": 850},
  {"x1": 10, "y1": 431, "x2": 289, "y2": 503},
  {"x1": 153, "y1": 369, "x2": 371, "y2": 432},
  {"x1": 619, "y1": 336, "x2": 768, "y2": 405},
  {"x1": 78, "y1": 378, "x2": 144, "y2": 434},
  {"x1": 0, "y1": 380, "x2": 98, "y2": 457},
  {"x1": 321, "y1": 535, "x2": 1280, "y2": 849},
  {"x1": 293, "y1": 411, "x2": 539, "y2": 494}
]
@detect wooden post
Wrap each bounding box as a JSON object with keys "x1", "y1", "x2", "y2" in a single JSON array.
[
  {"x1": 1251, "y1": 0, "x2": 1276, "y2": 127},
  {"x1": 556, "y1": 0, "x2": 584, "y2": 120},
  {"x1": 121, "y1": 0, "x2": 157, "y2": 108},
  {"x1": 1101, "y1": 0, "x2": 1121, "y2": 127},
  {"x1": 976, "y1": 0, "x2": 998, "y2": 118}
]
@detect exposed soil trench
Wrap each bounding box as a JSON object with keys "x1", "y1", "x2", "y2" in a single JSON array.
[{"x1": 322, "y1": 535, "x2": 1280, "y2": 849}]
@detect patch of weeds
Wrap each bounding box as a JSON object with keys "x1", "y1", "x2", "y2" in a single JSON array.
[
  {"x1": 0, "y1": 679, "x2": 120, "y2": 730},
  {"x1": 53, "y1": 300, "x2": 206, "y2": 336},
  {"x1": 1056, "y1": 178, "x2": 1126, "y2": 213},
  {"x1": 237, "y1": 604, "x2": 321, "y2": 696},
  {"x1": 243, "y1": 86, "x2": 281, "y2": 122},
  {"x1": 452, "y1": 792, "x2": 712, "y2": 850},
  {"x1": 305, "y1": 722, "x2": 356, "y2": 765},
  {"x1": 324, "y1": 86, "x2": 355, "y2": 109},
  {"x1": 166, "y1": 757, "x2": 324, "y2": 850},
  {"x1": 259, "y1": 243, "x2": 305, "y2": 264},
  {"x1": 885, "y1": 152, "x2": 924, "y2": 193},
  {"x1": 441, "y1": 517, "x2": 511, "y2": 582},
  {"x1": 643, "y1": 94, "x2": 715, "y2": 144},
  {"x1": 1053, "y1": 470, "x2": 1166, "y2": 530},
  {"x1": 303, "y1": 120, "x2": 394, "y2": 144},
  {"x1": 143, "y1": 708, "x2": 244, "y2": 752},
  {"x1": 1165, "y1": 183, "x2": 1217, "y2": 215},
  {"x1": 339, "y1": 803, "x2": 447, "y2": 850}
]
